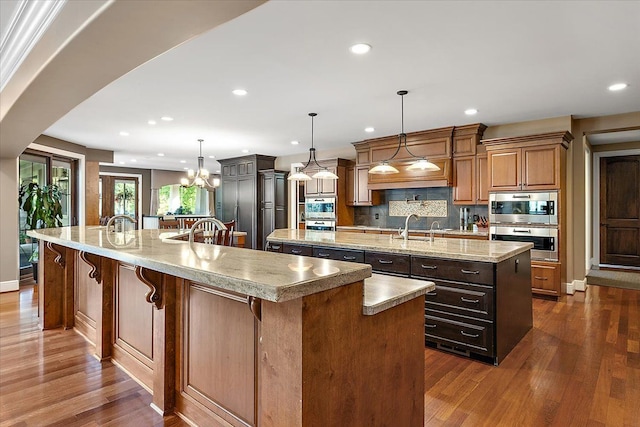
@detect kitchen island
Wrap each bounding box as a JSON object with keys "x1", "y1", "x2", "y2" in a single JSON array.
[
  {"x1": 28, "y1": 226, "x2": 431, "y2": 427},
  {"x1": 267, "y1": 229, "x2": 534, "y2": 365}
]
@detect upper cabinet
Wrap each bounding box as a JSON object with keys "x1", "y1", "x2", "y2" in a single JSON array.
[
  {"x1": 482, "y1": 132, "x2": 572, "y2": 192},
  {"x1": 452, "y1": 124, "x2": 487, "y2": 205},
  {"x1": 346, "y1": 165, "x2": 382, "y2": 206},
  {"x1": 303, "y1": 158, "x2": 355, "y2": 225},
  {"x1": 304, "y1": 166, "x2": 337, "y2": 196}
]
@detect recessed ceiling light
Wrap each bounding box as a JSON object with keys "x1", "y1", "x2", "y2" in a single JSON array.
[
  {"x1": 242, "y1": 149, "x2": 249, "y2": 153},
  {"x1": 208, "y1": 155, "x2": 216, "y2": 159},
  {"x1": 148, "y1": 120, "x2": 156, "y2": 125},
  {"x1": 119, "y1": 131, "x2": 129, "y2": 136},
  {"x1": 608, "y1": 83, "x2": 628, "y2": 91},
  {"x1": 216, "y1": 170, "x2": 220, "y2": 173},
  {"x1": 465, "y1": 108, "x2": 478, "y2": 115},
  {"x1": 183, "y1": 167, "x2": 189, "y2": 170},
  {"x1": 232, "y1": 89, "x2": 248, "y2": 96},
  {"x1": 130, "y1": 159, "x2": 137, "y2": 163},
  {"x1": 350, "y1": 43, "x2": 371, "y2": 54},
  {"x1": 291, "y1": 140, "x2": 299, "y2": 145},
  {"x1": 157, "y1": 153, "x2": 164, "y2": 157},
  {"x1": 161, "y1": 116, "x2": 174, "y2": 121},
  {"x1": 180, "y1": 160, "x2": 186, "y2": 163},
  {"x1": 119, "y1": 161, "x2": 125, "y2": 165},
  {"x1": 365, "y1": 127, "x2": 375, "y2": 133}
]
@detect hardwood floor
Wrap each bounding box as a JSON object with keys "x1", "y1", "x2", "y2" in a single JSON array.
[{"x1": 1, "y1": 281, "x2": 638, "y2": 426}]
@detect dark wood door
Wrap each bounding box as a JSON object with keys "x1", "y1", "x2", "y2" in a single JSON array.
[
  {"x1": 238, "y1": 176, "x2": 256, "y2": 249},
  {"x1": 600, "y1": 155, "x2": 640, "y2": 267}
]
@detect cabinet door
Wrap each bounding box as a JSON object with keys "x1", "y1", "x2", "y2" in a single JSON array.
[
  {"x1": 221, "y1": 179, "x2": 237, "y2": 223},
  {"x1": 531, "y1": 261, "x2": 561, "y2": 297},
  {"x1": 346, "y1": 167, "x2": 356, "y2": 206},
  {"x1": 453, "y1": 156, "x2": 476, "y2": 205},
  {"x1": 476, "y1": 154, "x2": 489, "y2": 204},
  {"x1": 238, "y1": 176, "x2": 256, "y2": 249},
  {"x1": 488, "y1": 149, "x2": 521, "y2": 191},
  {"x1": 320, "y1": 167, "x2": 337, "y2": 195},
  {"x1": 522, "y1": 145, "x2": 560, "y2": 190},
  {"x1": 260, "y1": 173, "x2": 275, "y2": 250},
  {"x1": 304, "y1": 177, "x2": 319, "y2": 197}
]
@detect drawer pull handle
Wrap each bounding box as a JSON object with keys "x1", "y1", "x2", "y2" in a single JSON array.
[
  {"x1": 425, "y1": 324, "x2": 437, "y2": 328},
  {"x1": 318, "y1": 253, "x2": 331, "y2": 258},
  {"x1": 421, "y1": 264, "x2": 437, "y2": 270},
  {"x1": 343, "y1": 256, "x2": 356, "y2": 261},
  {"x1": 460, "y1": 297, "x2": 479, "y2": 304},
  {"x1": 534, "y1": 276, "x2": 548, "y2": 281},
  {"x1": 426, "y1": 291, "x2": 437, "y2": 297},
  {"x1": 460, "y1": 330, "x2": 479, "y2": 338},
  {"x1": 271, "y1": 245, "x2": 281, "y2": 250},
  {"x1": 291, "y1": 249, "x2": 302, "y2": 254},
  {"x1": 378, "y1": 260, "x2": 393, "y2": 264},
  {"x1": 461, "y1": 269, "x2": 480, "y2": 275}
]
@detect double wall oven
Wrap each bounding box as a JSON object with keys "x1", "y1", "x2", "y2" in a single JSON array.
[
  {"x1": 489, "y1": 191, "x2": 558, "y2": 262},
  {"x1": 305, "y1": 197, "x2": 336, "y2": 231}
]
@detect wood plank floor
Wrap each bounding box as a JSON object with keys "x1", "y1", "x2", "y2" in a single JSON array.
[{"x1": 1, "y1": 281, "x2": 638, "y2": 426}]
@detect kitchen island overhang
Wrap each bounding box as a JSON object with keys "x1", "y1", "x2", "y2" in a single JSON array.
[{"x1": 28, "y1": 226, "x2": 431, "y2": 426}]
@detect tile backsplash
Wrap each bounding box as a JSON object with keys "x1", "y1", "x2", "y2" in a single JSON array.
[{"x1": 353, "y1": 187, "x2": 488, "y2": 231}]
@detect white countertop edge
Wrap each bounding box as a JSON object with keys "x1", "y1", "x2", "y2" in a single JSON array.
[{"x1": 363, "y1": 274, "x2": 435, "y2": 316}]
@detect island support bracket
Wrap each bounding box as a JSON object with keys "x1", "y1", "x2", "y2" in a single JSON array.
[
  {"x1": 46, "y1": 242, "x2": 65, "y2": 268},
  {"x1": 79, "y1": 251, "x2": 102, "y2": 284},
  {"x1": 135, "y1": 266, "x2": 164, "y2": 310},
  {"x1": 247, "y1": 296, "x2": 262, "y2": 321}
]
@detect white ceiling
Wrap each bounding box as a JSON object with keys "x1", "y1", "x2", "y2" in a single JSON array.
[{"x1": 40, "y1": 1, "x2": 640, "y2": 172}]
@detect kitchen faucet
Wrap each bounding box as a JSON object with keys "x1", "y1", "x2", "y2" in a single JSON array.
[
  {"x1": 429, "y1": 220, "x2": 441, "y2": 242},
  {"x1": 399, "y1": 214, "x2": 420, "y2": 241}
]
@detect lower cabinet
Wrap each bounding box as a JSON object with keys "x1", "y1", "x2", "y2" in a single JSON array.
[
  {"x1": 531, "y1": 260, "x2": 561, "y2": 298},
  {"x1": 266, "y1": 241, "x2": 532, "y2": 365}
]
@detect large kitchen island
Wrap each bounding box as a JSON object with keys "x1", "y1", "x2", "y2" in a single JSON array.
[
  {"x1": 267, "y1": 229, "x2": 534, "y2": 365},
  {"x1": 28, "y1": 226, "x2": 432, "y2": 427}
]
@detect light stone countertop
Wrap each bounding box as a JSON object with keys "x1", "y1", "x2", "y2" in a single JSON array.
[
  {"x1": 337, "y1": 225, "x2": 489, "y2": 238},
  {"x1": 364, "y1": 274, "x2": 435, "y2": 315},
  {"x1": 267, "y1": 229, "x2": 532, "y2": 263},
  {"x1": 28, "y1": 226, "x2": 371, "y2": 303}
]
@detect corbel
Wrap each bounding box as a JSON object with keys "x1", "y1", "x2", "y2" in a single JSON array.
[
  {"x1": 46, "y1": 242, "x2": 65, "y2": 268},
  {"x1": 79, "y1": 251, "x2": 101, "y2": 283},
  {"x1": 247, "y1": 296, "x2": 262, "y2": 322},
  {"x1": 135, "y1": 266, "x2": 163, "y2": 310}
]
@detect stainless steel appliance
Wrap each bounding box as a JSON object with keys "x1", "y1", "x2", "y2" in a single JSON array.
[
  {"x1": 489, "y1": 191, "x2": 557, "y2": 225},
  {"x1": 490, "y1": 226, "x2": 558, "y2": 261},
  {"x1": 305, "y1": 220, "x2": 336, "y2": 231},
  {"x1": 305, "y1": 197, "x2": 336, "y2": 220}
]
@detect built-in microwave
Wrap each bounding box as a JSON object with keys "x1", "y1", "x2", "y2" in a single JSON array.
[
  {"x1": 490, "y1": 226, "x2": 558, "y2": 261},
  {"x1": 489, "y1": 191, "x2": 557, "y2": 225},
  {"x1": 305, "y1": 198, "x2": 336, "y2": 220}
]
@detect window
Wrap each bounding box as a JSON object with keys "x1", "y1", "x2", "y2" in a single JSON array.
[{"x1": 157, "y1": 184, "x2": 210, "y2": 215}]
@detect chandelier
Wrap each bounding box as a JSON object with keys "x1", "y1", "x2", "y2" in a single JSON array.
[
  {"x1": 180, "y1": 139, "x2": 220, "y2": 188},
  {"x1": 288, "y1": 113, "x2": 339, "y2": 181},
  {"x1": 368, "y1": 90, "x2": 441, "y2": 174}
]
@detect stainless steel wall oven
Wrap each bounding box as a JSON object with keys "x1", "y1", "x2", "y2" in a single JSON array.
[
  {"x1": 489, "y1": 191, "x2": 557, "y2": 225},
  {"x1": 490, "y1": 226, "x2": 558, "y2": 261}
]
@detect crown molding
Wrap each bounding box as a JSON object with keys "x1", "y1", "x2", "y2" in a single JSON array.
[{"x1": 0, "y1": 0, "x2": 66, "y2": 92}]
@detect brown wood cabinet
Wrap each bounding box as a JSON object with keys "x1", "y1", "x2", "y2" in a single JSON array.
[
  {"x1": 452, "y1": 124, "x2": 487, "y2": 205},
  {"x1": 346, "y1": 165, "x2": 382, "y2": 206},
  {"x1": 483, "y1": 132, "x2": 571, "y2": 192},
  {"x1": 531, "y1": 260, "x2": 561, "y2": 297},
  {"x1": 302, "y1": 158, "x2": 354, "y2": 226}
]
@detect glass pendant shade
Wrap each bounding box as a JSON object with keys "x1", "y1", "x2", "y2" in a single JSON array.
[
  {"x1": 368, "y1": 161, "x2": 400, "y2": 174},
  {"x1": 406, "y1": 158, "x2": 440, "y2": 171},
  {"x1": 288, "y1": 113, "x2": 338, "y2": 181}
]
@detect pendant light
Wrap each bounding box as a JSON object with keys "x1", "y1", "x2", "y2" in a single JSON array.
[
  {"x1": 369, "y1": 90, "x2": 441, "y2": 174},
  {"x1": 180, "y1": 139, "x2": 220, "y2": 188},
  {"x1": 288, "y1": 113, "x2": 339, "y2": 181}
]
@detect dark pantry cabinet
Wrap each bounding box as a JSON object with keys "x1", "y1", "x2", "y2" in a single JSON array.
[
  {"x1": 258, "y1": 170, "x2": 288, "y2": 250},
  {"x1": 217, "y1": 155, "x2": 277, "y2": 249}
]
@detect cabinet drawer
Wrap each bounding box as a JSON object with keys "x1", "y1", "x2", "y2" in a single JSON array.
[
  {"x1": 313, "y1": 246, "x2": 365, "y2": 263},
  {"x1": 266, "y1": 242, "x2": 283, "y2": 252},
  {"x1": 425, "y1": 309, "x2": 493, "y2": 356},
  {"x1": 411, "y1": 256, "x2": 493, "y2": 285},
  {"x1": 365, "y1": 251, "x2": 410, "y2": 276},
  {"x1": 283, "y1": 244, "x2": 313, "y2": 257},
  {"x1": 425, "y1": 280, "x2": 494, "y2": 321}
]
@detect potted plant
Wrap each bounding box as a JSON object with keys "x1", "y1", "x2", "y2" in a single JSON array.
[{"x1": 18, "y1": 183, "x2": 63, "y2": 277}]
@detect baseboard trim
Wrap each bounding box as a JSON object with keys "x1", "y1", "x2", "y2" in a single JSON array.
[
  {"x1": 566, "y1": 282, "x2": 574, "y2": 295},
  {"x1": 573, "y1": 279, "x2": 587, "y2": 292},
  {"x1": 0, "y1": 280, "x2": 19, "y2": 293}
]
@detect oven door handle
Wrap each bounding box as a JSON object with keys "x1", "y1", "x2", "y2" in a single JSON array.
[
  {"x1": 511, "y1": 194, "x2": 531, "y2": 199},
  {"x1": 512, "y1": 229, "x2": 532, "y2": 233}
]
